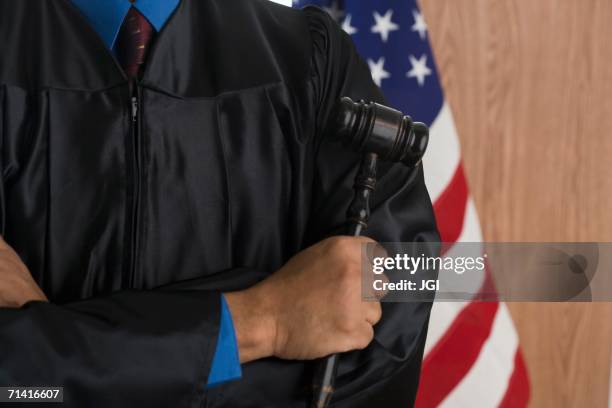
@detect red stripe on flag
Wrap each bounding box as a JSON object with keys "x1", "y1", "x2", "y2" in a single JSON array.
[
  {"x1": 498, "y1": 350, "x2": 531, "y2": 408},
  {"x1": 415, "y1": 275, "x2": 499, "y2": 408},
  {"x1": 433, "y1": 164, "x2": 468, "y2": 243}
]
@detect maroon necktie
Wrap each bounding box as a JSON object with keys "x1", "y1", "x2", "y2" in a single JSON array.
[{"x1": 115, "y1": 6, "x2": 155, "y2": 78}]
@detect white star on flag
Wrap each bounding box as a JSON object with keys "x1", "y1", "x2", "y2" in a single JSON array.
[
  {"x1": 407, "y1": 54, "x2": 432, "y2": 86},
  {"x1": 371, "y1": 9, "x2": 399, "y2": 43},
  {"x1": 411, "y1": 9, "x2": 428, "y2": 40},
  {"x1": 341, "y1": 14, "x2": 358, "y2": 35},
  {"x1": 322, "y1": 1, "x2": 344, "y2": 21},
  {"x1": 368, "y1": 57, "x2": 391, "y2": 87}
]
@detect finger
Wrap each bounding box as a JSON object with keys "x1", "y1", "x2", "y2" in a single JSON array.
[
  {"x1": 362, "y1": 240, "x2": 388, "y2": 264},
  {"x1": 372, "y1": 242, "x2": 388, "y2": 261},
  {"x1": 363, "y1": 301, "x2": 382, "y2": 326},
  {"x1": 354, "y1": 236, "x2": 377, "y2": 245},
  {"x1": 374, "y1": 273, "x2": 390, "y2": 299},
  {"x1": 363, "y1": 270, "x2": 389, "y2": 300},
  {"x1": 355, "y1": 323, "x2": 375, "y2": 350}
]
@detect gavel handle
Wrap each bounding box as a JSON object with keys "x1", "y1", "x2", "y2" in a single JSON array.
[
  {"x1": 312, "y1": 154, "x2": 377, "y2": 408},
  {"x1": 312, "y1": 353, "x2": 340, "y2": 408}
]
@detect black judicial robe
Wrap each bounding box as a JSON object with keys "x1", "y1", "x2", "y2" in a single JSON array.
[{"x1": 0, "y1": 0, "x2": 439, "y2": 407}]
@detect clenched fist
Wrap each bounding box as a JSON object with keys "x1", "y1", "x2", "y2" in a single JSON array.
[
  {"x1": 225, "y1": 236, "x2": 387, "y2": 363},
  {"x1": 0, "y1": 237, "x2": 47, "y2": 308}
]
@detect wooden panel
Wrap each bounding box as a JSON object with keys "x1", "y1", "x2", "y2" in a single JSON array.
[{"x1": 418, "y1": 0, "x2": 612, "y2": 406}]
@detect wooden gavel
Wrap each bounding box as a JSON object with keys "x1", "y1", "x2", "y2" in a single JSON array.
[{"x1": 311, "y1": 97, "x2": 429, "y2": 408}]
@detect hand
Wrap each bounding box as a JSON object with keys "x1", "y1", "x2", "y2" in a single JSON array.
[
  {"x1": 0, "y1": 236, "x2": 47, "y2": 308},
  {"x1": 225, "y1": 236, "x2": 387, "y2": 363}
]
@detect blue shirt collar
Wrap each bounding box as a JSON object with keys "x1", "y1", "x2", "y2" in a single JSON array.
[{"x1": 71, "y1": 0, "x2": 181, "y2": 48}]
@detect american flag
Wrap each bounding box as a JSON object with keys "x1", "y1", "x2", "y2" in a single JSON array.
[{"x1": 290, "y1": 0, "x2": 531, "y2": 406}]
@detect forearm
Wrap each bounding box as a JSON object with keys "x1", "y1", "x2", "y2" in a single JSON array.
[{"x1": 0, "y1": 291, "x2": 221, "y2": 406}]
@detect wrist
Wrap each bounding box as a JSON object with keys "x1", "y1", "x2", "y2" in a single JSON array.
[{"x1": 224, "y1": 284, "x2": 278, "y2": 364}]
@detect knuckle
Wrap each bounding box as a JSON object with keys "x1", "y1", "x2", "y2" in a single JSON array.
[
  {"x1": 372, "y1": 274, "x2": 389, "y2": 297},
  {"x1": 336, "y1": 237, "x2": 364, "y2": 257},
  {"x1": 339, "y1": 263, "x2": 359, "y2": 281},
  {"x1": 338, "y1": 338, "x2": 357, "y2": 353},
  {"x1": 374, "y1": 243, "x2": 388, "y2": 257},
  {"x1": 371, "y1": 303, "x2": 382, "y2": 323},
  {"x1": 357, "y1": 236, "x2": 376, "y2": 244},
  {"x1": 338, "y1": 318, "x2": 357, "y2": 334},
  {"x1": 328, "y1": 237, "x2": 352, "y2": 256},
  {"x1": 356, "y1": 329, "x2": 374, "y2": 349}
]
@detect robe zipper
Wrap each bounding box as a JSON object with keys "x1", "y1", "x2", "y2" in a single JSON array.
[{"x1": 129, "y1": 86, "x2": 142, "y2": 288}]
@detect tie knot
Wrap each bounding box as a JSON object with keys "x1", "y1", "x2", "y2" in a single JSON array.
[{"x1": 116, "y1": 7, "x2": 155, "y2": 78}]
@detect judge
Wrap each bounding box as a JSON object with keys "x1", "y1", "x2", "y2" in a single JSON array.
[{"x1": 0, "y1": 0, "x2": 439, "y2": 407}]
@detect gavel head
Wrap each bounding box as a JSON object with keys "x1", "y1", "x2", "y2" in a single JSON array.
[{"x1": 326, "y1": 97, "x2": 429, "y2": 168}]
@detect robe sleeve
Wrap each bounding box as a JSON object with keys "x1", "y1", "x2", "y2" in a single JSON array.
[
  {"x1": 303, "y1": 6, "x2": 440, "y2": 406},
  {"x1": 0, "y1": 290, "x2": 222, "y2": 406}
]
